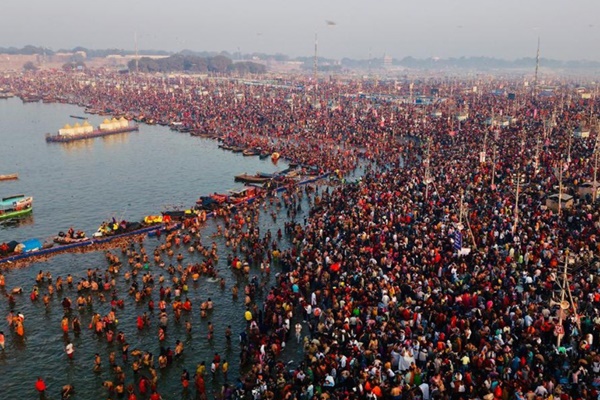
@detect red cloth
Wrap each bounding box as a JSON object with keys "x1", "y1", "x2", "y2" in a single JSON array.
[{"x1": 35, "y1": 379, "x2": 46, "y2": 392}]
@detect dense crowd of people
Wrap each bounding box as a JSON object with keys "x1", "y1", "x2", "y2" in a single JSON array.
[{"x1": 1, "y1": 70, "x2": 600, "y2": 400}]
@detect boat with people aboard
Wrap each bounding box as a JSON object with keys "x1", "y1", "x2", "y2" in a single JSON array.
[
  {"x1": 0, "y1": 194, "x2": 33, "y2": 220},
  {"x1": 0, "y1": 172, "x2": 329, "y2": 266},
  {"x1": 45, "y1": 117, "x2": 139, "y2": 143},
  {"x1": 53, "y1": 228, "x2": 88, "y2": 244},
  {"x1": 92, "y1": 218, "x2": 150, "y2": 238}
]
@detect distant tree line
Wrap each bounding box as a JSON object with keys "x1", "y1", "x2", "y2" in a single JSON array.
[
  {"x1": 127, "y1": 54, "x2": 266, "y2": 74},
  {"x1": 4, "y1": 45, "x2": 600, "y2": 71},
  {"x1": 0, "y1": 45, "x2": 171, "y2": 58},
  {"x1": 339, "y1": 56, "x2": 600, "y2": 70}
]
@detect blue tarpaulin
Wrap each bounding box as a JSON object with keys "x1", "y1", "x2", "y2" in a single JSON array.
[{"x1": 19, "y1": 238, "x2": 42, "y2": 253}]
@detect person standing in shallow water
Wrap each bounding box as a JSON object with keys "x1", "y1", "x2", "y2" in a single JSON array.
[
  {"x1": 65, "y1": 342, "x2": 74, "y2": 359},
  {"x1": 35, "y1": 377, "x2": 47, "y2": 400}
]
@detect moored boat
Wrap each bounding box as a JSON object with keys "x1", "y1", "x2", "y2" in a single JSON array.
[
  {"x1": 0, "y1": 194, "x2": 33, "y2": 220},
  {"x1": 160, "y1": 209, "x2": 198, "y2": 221},
  {"x1": 54, "y1": 230, "x2": 88, "y2": 244},
  {"x1": 46, "y1": 117, "x2": 139, "y2": 143},
  {"x1": 92, "y1": 220, "x2": 143, "y2": 238},
  {"x1": 234, "y1": 173, "x2": 272, "y2": 184},
  {"x1": 227, "y1": 186, "x2": 263, "y2": 205},
  {"x1": 242, "y1": 148, "x2": 261, "y2": 156}
]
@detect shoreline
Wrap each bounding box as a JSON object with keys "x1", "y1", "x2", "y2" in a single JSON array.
[{"x1": 0, "y1": 173, "x2": 330, "y2": 268}]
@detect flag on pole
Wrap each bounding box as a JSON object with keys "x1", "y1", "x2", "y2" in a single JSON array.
[{"x1": 454, "y1": 230, "x2": 462, "y2": 252}]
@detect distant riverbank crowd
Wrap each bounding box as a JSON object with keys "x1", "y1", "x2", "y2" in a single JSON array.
[{"x1": 1, "y1": 70, "x2": 600, "y2": 400}]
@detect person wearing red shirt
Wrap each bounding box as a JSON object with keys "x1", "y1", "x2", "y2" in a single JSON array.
[
  {"x1": 149, "y1": 390, "x2": 162, "y2": 400},
  {"x1": 35, "y1": 377, "x2": 47, "y2": 399}
]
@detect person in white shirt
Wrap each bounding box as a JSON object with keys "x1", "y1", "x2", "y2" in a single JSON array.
[{"x1": 295, "y1": 323, "x2": 303, "y2": 343}]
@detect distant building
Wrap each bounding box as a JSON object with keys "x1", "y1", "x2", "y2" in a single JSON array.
[{"x1": 382, "y1": 54, "x2": 392, "y2": 69}]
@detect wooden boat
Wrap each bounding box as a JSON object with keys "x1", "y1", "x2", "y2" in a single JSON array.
[
  {"x1": 218, "y1": 144, "x2": 234, "y2": 151},
  {"x1": 228, "y1": 186, "x2": 263, "y2": 205},
  {"x1": 234, "y1": 173, "x2": 271, "y2": 184},
  {"x1": 242, "y1": 149, "x2": 261, "y2": 156},
  {"x1": 0, "y1": 173, "x2": 18, "y2": 181},
  {"x1": 21, "y1": 95, "x2": 41, "y2": 103},
  {"x1": 210, "y1": 193, "x2": 229, "y2": 204},
  {"x1": 195, "y1": 196, "x2": 221, "y2": 211},
  {"x1": 53, "y1": 230, "x2": 88, "y2": 244},
  {"x1": 160, "y1": 209, "x2": 198, "y2": 221},
  {"x1": 92, "y1": 220, "x2": 143, "y2": 238},
  {"x1": 0, "y1": 194, "x2": 33, "y2": 220},
  {"x1": 259, "y1": 152, "x2": 271, "y2": 160}
]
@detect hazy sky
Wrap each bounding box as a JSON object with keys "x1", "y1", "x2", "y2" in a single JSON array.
[{"x1": 3, "y1": 0, "x2": 599, "y2": 60}]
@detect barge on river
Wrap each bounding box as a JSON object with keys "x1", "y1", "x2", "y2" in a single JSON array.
[{"x1": 46, "y1": 117, "x2": 139, "y2": 143}]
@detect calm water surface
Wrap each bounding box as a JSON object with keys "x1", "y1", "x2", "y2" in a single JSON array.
[{"x1": 0, "y1": 98, "x2": 307, "y2": 399}]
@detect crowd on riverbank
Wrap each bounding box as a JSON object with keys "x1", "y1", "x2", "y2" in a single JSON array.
[{"x1": 1, "y1": 71, "x2": 600, "y2": 399}]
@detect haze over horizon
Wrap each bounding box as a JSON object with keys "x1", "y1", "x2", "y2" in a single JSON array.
[{"x1": 4, "y1": 0, "x2": 599, "y2": 61}]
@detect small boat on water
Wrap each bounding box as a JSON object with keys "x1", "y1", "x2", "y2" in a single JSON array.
[
  {"x1": 228, "y1": 186, "x2": 263, "y2": 205},
  {"x1": 53, "y1": 230, "x2": 88, "y2": 245},
  {"x1": 69, "y1": 115, "x2": 88, "y2": 120},
  {"x1": 242, "y1": 148, "x2": 261, "y2": 156},
  {"x1": 160, "y1": 209, "x2": 198, "y2": 221},
  {"x1": 21, "y1": 95, "x2": 41, "y2": 103},
  {"x1": 0, "y1": 194, "x2": 33, "y2": 220},
  {"x1": 234, "y1": 173, "x2": 272, "y2": 184},
  {"x1": 0, "y1": 173, "x2": 18, "y2": 181},
  {"x1": 46, "y1": 117, "x2": 139, "y2": 143},
  {"x1": 218, "y1": 144, "x2": 234, "y2": 151},
  {"x1": 92, "y1": 220, "x2": 144, "y2": 238}
]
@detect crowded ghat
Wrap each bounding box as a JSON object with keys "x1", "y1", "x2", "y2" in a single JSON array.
[{"x1": 2, "y1": 69, "x2": 600, "y2": 400}]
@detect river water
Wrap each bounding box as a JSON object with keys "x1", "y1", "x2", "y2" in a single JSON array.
[{"x1": 0, "y1": 98, "x2": 309, "y2": 399}]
